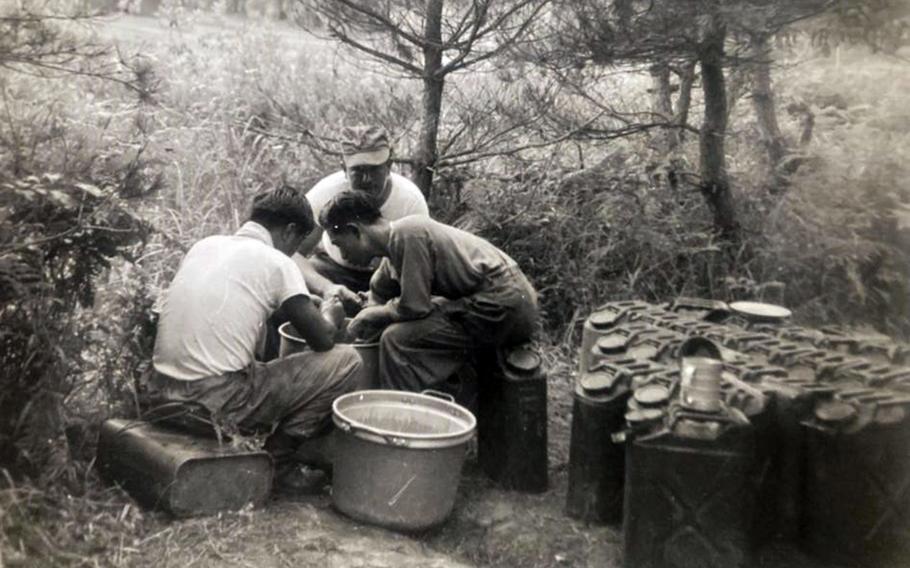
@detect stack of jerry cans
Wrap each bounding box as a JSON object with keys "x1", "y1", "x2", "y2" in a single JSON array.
[{"x1": 567, "y1": 298, "x2": 910, "y2": 567}]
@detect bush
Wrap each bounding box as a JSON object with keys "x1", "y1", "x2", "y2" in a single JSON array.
[{"x1": 0, "y1": 174, "x2": 149, "y2": 479}]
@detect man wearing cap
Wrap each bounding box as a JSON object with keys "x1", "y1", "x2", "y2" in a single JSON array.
[
  {"x1": 146, "y1": 185, "x2": 361, "y2": 492},
  {"x1": 293, "y1": 125, "x2": 429, "y2": 305}
]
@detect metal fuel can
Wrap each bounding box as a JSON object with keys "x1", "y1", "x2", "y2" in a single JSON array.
[
  {"x1": 97, "y1": 418, "x2": 272, "y2": 517},
  {"x1": 566, "y1": 365, "x2": 632, "y2": 523},
  {"x1": 478, "y1": 346, "x2": 548, "y2": 492},
  {"x1": 623, "y1": 407, "x2": 758, "y2": 568},
  {"x1": 802, "y1": 395, "x2": 910, "y2": 566}
]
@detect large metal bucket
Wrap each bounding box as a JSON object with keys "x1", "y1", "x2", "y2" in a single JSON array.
[
  {"x1": 278, "y1": 321, "x2": 379, "y2": 390},
  {"x1": 331, "y1": 390, "x2": 476, "y2": 531}
]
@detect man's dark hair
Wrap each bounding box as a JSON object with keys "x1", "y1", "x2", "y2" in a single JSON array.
[
  {"x1": 249, "y1": 184, "x2": 314, "y2": 234},
  {"x1": 319, "y1": 190, "x2": 382, "y2": 232}
]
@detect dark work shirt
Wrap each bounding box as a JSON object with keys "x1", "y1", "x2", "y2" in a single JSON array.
[{"x1": 375, "y1": 216, "x2": 523, "y2": 320}]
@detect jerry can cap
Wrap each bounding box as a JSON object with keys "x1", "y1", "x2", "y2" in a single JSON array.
[
  {"x1": 625, "y1": 408, "x2": 664, "y2": 424},
  {"x1": 589, "y1": 310, "x2": 620, "y2": 329},
  {"x1": 634, "y1": 384, "x2": 670, "y2": 407},
  {"x1": 506, "y1": 348, "x2": 541, "y2": 373},
  {"x1": 595, "y1": 334, "x2": 630, "y2": 354},
  {"x1": 581, "y1": 371, "x2": 620, "y2": 394},
  {"x1": 814, "y1": 400, "x2": 857, "y2": 424}
]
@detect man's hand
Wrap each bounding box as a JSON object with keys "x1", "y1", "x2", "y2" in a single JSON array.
[
  {"x1": 349, "y1": 305, "x2": 393, "y2": 342},
  {"x1": 325, "y1": 284, "x2": 364, "y2": 316},
  {"x1": 319, "y1": 295, "x2": 346, "y2": 330}
]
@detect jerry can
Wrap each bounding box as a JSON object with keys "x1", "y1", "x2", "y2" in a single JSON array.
[
  {"x1": 578, "y1": 307, "x2": 627, "y2": 374},
  {"x1": 667, "y1": 297, "x2": 731, "y2": 322},
  {"x1": 587, "y1": 323, "x2": 653, "y2": 368},
  {"x1": 744, "y1": 376, "x2": 825, "y2": 542},
  {"x1": 97, "y1": 418, "x2": 272, "y2": 517},
  {"x1": 478, "y1": 346, "x2": 548, "y2": 492},
  {"x1": 623, "y1": 407, "x2": 757, "y2": 568},
  {"x1": 624, "y1": 329, "x2": 684, "y2": 362},
  {"x1": 774, "y1": 325, "x2": 831, "y2": 348},
  {"x1": 579, "y1": 301, "x2": 656, "y2": 374},
  {"x1": 802, "y1": 394, "x2": 910, "y2": 566},
  {"x1": 623, "y1": 354, "x2": 758, "y2": 568},
  {"x1": 566, "y1": 364, "x2": 632, "y2": 523}
]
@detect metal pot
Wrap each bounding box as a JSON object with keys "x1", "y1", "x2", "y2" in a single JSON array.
[
  {"x1": 278, "y1": 322, "x2": 379, "y2": 390},
  {"x1": 331, "y1": 390, "x2": 476, "y2": 532}
]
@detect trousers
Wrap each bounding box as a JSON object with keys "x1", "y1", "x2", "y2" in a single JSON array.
[
  {"x1": 379, "y1": 270, "x2": 538, "y2": 392},
  {"x1": 143, "y1": 346, "x2": 361, "y2": 442}
]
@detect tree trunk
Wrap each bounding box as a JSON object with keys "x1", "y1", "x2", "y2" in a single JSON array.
[
  {"x1": 750, "y1": 33, "x2": 787, "y2": 188},
  {"x1": 673, "y1": 60, "x2": 696, "y2": 142},
  {"x1": 413, "y1": 0, "x2": 445, "y2": 197},
  {"x1": 649, "y1": 61, "x2": 677, "y2": 153},
  {"x1": 698, "y1": 17, "x2": 739, "y2": 242}
]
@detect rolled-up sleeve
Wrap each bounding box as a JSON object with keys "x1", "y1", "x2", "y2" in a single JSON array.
[
  {"x1": 389, "y1": 230, "x2": 434, "y2": 320},
  {"x1": 369, "y1": 258, "x2": 401, "y2": 303}
]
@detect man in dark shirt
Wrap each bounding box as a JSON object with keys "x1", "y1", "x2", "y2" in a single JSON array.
[{"x1": 319, "y1": 191, "x2": 539, "y2": 392}]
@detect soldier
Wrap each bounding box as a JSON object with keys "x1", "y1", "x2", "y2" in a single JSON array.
[
  {"x1": 319, "y1": 190, "x2": 539, "y2": 392},
  {"x1": 293, "y1": 125, "x2": 428, "y2": 311},
  {"x1": 146, "y1": 185, "x2": 360, "y2": 492}
]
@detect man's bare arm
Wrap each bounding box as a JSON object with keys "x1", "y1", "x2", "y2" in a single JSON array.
[{"x1": 279, "y1": 294, "x2": 344, "y2": 352}]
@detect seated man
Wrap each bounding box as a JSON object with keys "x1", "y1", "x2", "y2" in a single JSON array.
[
  {"x1": 319, "y1": 191, "x2": 539, "y2": 392},
  {"x1": 145, "y1": 185, "x2": 361, "y2": 491},
  {"x1": 293, "y1": 125, "x2": 428, "y2": 303}
]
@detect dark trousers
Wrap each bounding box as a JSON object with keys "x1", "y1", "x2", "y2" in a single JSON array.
[
  {"x1": 144, "y1": 347, "x2": 361, "y2": 457},
  {"x1": 379, "y1": 271, "x2": 538, "y2": 392}
]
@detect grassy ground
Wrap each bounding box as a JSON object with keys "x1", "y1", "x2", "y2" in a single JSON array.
[{"x1": 0, "y1": 347, "x2": 843, "y2": 567}]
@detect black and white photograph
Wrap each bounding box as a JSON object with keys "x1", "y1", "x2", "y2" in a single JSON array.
[{"x1": 1, "y1": 0, "x2": 908, "y2": 566}]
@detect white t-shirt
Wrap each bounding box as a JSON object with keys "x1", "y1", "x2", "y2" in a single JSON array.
[
  {"x1": 153, "y1": 222, "x2": 311, "y2": 381},
  {"x1": 307, "y1": 171, "x2": 429, "y2": 270}
]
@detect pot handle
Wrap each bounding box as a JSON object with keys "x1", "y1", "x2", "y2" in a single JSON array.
[
  {"x1": 421, "y1": 389, "x2": 455, "y2": 403},
  {"x1": 336, "y1": 417, "x2": 411, "y2": 447}
]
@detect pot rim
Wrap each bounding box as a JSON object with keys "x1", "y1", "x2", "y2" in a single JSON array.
[
  {"x1": 333, "y1": 390, "x2": 476, "y2": 449},
  {"x1": 278, "y1": 321, "x2": 379, "y2": 348}
]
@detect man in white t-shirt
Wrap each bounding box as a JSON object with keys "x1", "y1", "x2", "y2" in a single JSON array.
[
  {"x1": 147, "y1": 186, "x2": 362, "y2": 492},
  {"x1": 293, "y1": 125, "x2": 428, "y2": 306}
]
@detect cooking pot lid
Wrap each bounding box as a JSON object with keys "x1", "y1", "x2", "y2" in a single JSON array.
[
  {"x1": 581, "y1": 371, "x2": 619, "y2": 394},
  {"x1": 506, "y1": 348, "x2": 540, "y2": 373},
  {"x1": 815, "y1": 400, "x2": 857, "y2": 424},
  {"x1": 729, "y1": 301, "x2": 792, "y2": 322},
  {"x1": 634, "y1": 384, "x2": 670, "y2": 406}
]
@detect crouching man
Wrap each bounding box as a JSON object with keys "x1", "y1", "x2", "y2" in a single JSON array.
[
  {"x1": 144, "y1": 185, "x2": 361, "y2": 492},
  {"x1": 319, "y1": 191, "x2": 539, "y2": 392}
]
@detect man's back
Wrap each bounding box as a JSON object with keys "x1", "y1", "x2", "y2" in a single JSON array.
[{"x1": 153, "y1": 223, "x2": 309, "y2": 380}]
